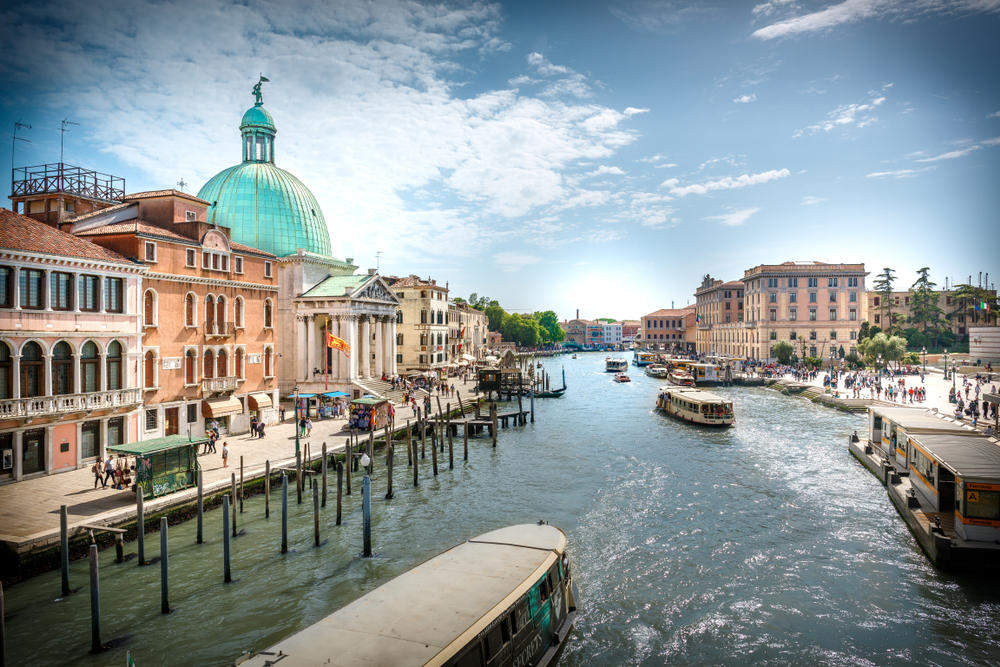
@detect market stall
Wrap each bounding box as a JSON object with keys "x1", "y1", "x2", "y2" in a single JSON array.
[
  {"x1": 349, "y1": 396, "x2": 390, "y2": 431},
  {"x1": 107, "y1": 434, "x2": 206, "y2": 498}
]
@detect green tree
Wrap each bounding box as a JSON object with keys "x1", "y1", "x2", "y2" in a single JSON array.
[
  {"x1": 533, "y1": 311, "x2": 565, "y2": 343},
  {"x1": 484, "y1": 304, "x2": 507, "y2": 332},
  {"x1": 908, "y1": 267, "x2": 944, "y2": 346},
  {"x1": 501, "y1": 313, "x2": 542, "y2": 347},
  {"x1": 772, "y1": 341, "x2": 794, "y2": 365},
  {"x1": 873, "y1": 267, "x2": 897, "y2": 334},
  {"x1": 948, "y1": 283, "x2": 998, "y2": 332},
  {"x1": 858, "y1": 332, "x2": 908, "y2": 368}
]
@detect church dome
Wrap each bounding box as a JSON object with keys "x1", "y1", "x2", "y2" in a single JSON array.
[{"x1": 198, "y1": 96, "x2": 331, "y2": 257}]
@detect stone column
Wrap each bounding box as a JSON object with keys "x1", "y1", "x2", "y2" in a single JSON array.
[
  {"x1": 297, "y1": 315, "x2": 308, "y2": 382},
  {"x1": 374, "y1": 317, "x2": 384, "y2": 379},
  {"x1": 348, "y1": 316, "x2": 359, "y2": 380},
  {"x1": 389, "y1": 319, "x2": 398, "y2": 375},
  {"x1": 360, "y1": 316, "x2": 371, "y2": 379},
  {"x1": 306, "y1": 314, "x2": 316, "y2": 382},
  {"x1": 14, "y1": 430, "x2": 22, "y2": 481},
  {"x1": 12, "y1": 353, "x2": 20, "y2": 400},
  {"x1": 44, "y1": 354, "x2": 53, "y2": 397}
]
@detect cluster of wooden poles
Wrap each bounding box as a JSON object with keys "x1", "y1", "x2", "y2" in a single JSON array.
[{"x1": 50, "y1": 396, "x2": 514, "y2": 656}]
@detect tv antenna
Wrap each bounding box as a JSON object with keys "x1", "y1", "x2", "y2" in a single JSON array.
[
  {"x1": 177, "y1": 178, "x2": 188, "y2": 191},
  {"x1": 11, "y1": 120, "x2": 31, "y2": 181},
  {"x1": 60, "y1": 118, "x2": 80, "y2": 164},
  {"x1": 375, "y1": 250, "x2": 383, "y2": 272}
]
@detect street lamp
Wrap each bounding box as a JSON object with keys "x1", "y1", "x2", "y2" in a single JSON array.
[
  {"x1": 293, "y1": 385, "x2": 300, "y2": 458},
  {"x1": 943, "y1": 349, "x2": 949, "y2": 380},
  {"x1": 921, "y1": 346, "x2": 927, "y2": 374},
  {"x1": 877, "y1": 354, "x2": 883, "y2": 375}
]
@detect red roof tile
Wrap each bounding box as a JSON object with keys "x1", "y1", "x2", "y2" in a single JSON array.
[
  {"x1": 0, "y1": 208, "x2": 133, "y2": 264},
  {"x1": 124, "y1": 189, "x2": 210, "y2": 205}
]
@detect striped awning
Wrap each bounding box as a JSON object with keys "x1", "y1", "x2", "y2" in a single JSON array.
[
  {"x1": 248, "y1": 392, "x2": 272, "y2": 409},
  {"x1": 202, "y1": 397, "x2": 242, "y2": 418}
]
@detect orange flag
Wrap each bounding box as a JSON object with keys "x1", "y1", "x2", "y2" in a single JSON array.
[{"x1": 327, "y1": 332, "x2": 350, "y2": 356}]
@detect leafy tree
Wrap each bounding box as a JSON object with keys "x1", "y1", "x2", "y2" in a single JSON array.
[
  {"x1": 533, "y1": 311, "x2": 565, "y2": 343},
  {"x1": 452, "y1": 297, "x2": 467, "y2": 305},
  {"x1": 858, "y1": 321, "x2": 871, "y2": 342},
  {"x1": 597, "y1": 317, "x2": 616, "y2": 323},
  {"x1": 948, "y1": 283, "x2": 998, "y2": 332},
  {"x1": 772, "y1": 341, "x2": 794, "y2": 365},
  {"x1": 908, "y1": 267, "x2": 945, "y2": 347},
  {"x1": 873, "y1": 267, "x2": 897, "y2": 334},
  {"x1": 484, "y1": 304, "x2": 507, "y2": 332},
  {"x1": 858, "y1": 331, "x2": 908, "y2": 368},
  {"x1": 501, "y1": 313, "x2": 542, "y2": 347},
  {"x1": 468, "y1": 293, "x2": 498, "y2": 311}
]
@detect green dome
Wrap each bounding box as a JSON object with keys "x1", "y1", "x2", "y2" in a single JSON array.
[{"x1": 197, "y1": 104, "x2": 331, "y2": 257}]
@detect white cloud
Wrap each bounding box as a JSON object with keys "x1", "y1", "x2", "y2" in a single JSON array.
[
  {"x1": 915, "y1": 135, "x2": 1000, "y2": 162},
  {"x1": 624, "y1": 107, "x2": 649, "y2": 116},
  {"x1": 589, "y1": 165, "x2": 626, "y2": 176},
  {"x1": 705, "y1": 207, "x2": 760, "y2": 226},
  {"x1": 794, "y1": 85, "x2": 890, "y2": 136},
  {"x1": 865, "y1": 167, "x2": 935, "y2": 179},
  {"x1": 983, "y1": 136, "x2": 1000, "y2": 146},
  {"x1": 661, "y1": 168, "x2": 790, "y2": 196},
  {"x1": 698, "y1": 154, "x2": 746, "y2": 171},
  {"x1": 638, "y1": 154, "x2": 677, "y2": 168},
  {"x1": 494, "y1": 251, "x2": 542, "y2": 272},
  {"x1": 989, "y1": 111, "x2": 1000, "y2": 118},
  {"x1": 527, "y1": 52, "x2": 570, "y2": 76},
  {"x1": 752, "y1": 0, "x2": 1000, "y2": 40},
  {"x1": 733, "y1": 93, "x2": 757, "y2": 104},
  {"x1": 801, "y1": 195, "x2": 826, "y2": 205}
]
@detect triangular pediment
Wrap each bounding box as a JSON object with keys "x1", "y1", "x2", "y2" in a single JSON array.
[{"x1": 354, "y1": 275, "x2": 400, "y2": 304}]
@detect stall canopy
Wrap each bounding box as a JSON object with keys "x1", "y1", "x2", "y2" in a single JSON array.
[
  {"x1": 323, "y1": 391, "x2": 350, "y2": 398},
  {"x1": 352, "y1": 397, "x2": 387, "y2": 406},
  {"x1": 203, "y1": 396, "x2": 243, "y2": 417},
  {"x1": 461, "y1": 354, "x2": 476, "y2": 362},
  {"x1": 248, "y1": 392, "x2": 272, "y2": 409},
  {"x1": 288, "y1": 393, "x2": 317, "y2": 399},
  {"x1": 108, "y1": 434, "x2": 206, "y2": 498},
  {"x1": 108, "y1": 434, "x2": 207, "y2": 457}
]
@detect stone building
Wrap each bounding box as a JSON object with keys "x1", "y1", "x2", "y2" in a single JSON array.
[
  {"x1": 388, "y1": 275, "x2": 449, "y2": 372},
  {"x1": 865, "y1": 289, "x2": 998, "y2": 339},
  {"x1": 694, "y1": 276, "x2": 745, "y2": 357},
  {"x1": 0, "y1": 209, "x2": 144, "y2": 481},
  {"x1": 640, "y1": 306, "x2": 696, "y2": 352},
  {"x1": 448, "y1": 300, "x2": 488, "y2": 363}
]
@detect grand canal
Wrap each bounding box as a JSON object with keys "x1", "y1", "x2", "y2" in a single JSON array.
[{"x1": 6, "y1": 352, "x2": 1000, "y2": 665}]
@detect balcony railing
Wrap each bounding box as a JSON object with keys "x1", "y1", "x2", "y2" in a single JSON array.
[
  {"x1": 205, "y1": 321, "x2": 236, "y2": 337},
  {"x1": 0, "y1": 388, "x2": 142, "y2": 419},
  {"x1": 202, "y1": 376, "x2": 238, "y2": 393}
]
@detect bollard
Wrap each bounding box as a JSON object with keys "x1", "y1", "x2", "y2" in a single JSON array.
[
  {"x1": 412, "y1": 439, "x2": 419, "y2": 487},
  {"x1": 431, "y1": 426, "x2": 439, "y2": 476},
  {"x1": 336, "y1": 461, "x2": 343, "y2": 526},
  {"x1": 385, "y1": 425, "x2": 391, "y2": 465},
  {"x1": 296, "y1": 450, "x2": 303, "y2": 505},
  {"x1": 368, "y1": 429, "x2": 374, "y2": 464},
  {"x1": 222, "y1": 495, "x2": 232, "y2": 583},
  {"x1": 196, "y1": 470, "x2": 204, "y2": 544},
  {"x1": 115, "y1": 534, "x2": 124, "y2": 564},
  {"x1": 321, "y1": 443, "x2": 328, "y2": 508},
  {"x1": 362, "y1": 474, "x2": 372, "y2": 557},
  {"x1": 60, "y1": 505, "x2": 70, "y2": 597},
  {"x1": 313, "y1": 479, "x2": 320, "y2": 547},
  {"x1": 386, "y1": 445, "x2": 394, "y2": 500},
  {"x1": 346, "y1": 440, "x2": 353, "y2": 495},
  {"x1": 231, "y1": 473, "x2": 238, "y2": 537},
  {"x1": 88, "y1": 545, "x2": 101, "y2": 654},
  {"x1": 407, "y1": 420, "x2": 412, "y2": 466},
  {"x1": 136, "y1": 486, "x2": 146, "y2": 565},
  {"x1": 463, "y1": 423, "x2": 469, "y2": 461},
  {"x1": 240, "y1": 456, "x2": 244, "y2": 513},
  {"x1": 264, "y1": 460, "x2": 271, "y2": 519},
  {"x1": 281, "y1": 474, "x2": 288, "y2": 554},
  {"x1": 160, "y1": 517, "x2": 169, "y2": 614}
]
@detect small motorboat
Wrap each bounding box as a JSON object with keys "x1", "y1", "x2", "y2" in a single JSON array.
[
  {"x1": 614, "y1": 373, "x2": 631, "y2": 383},
  {"x1": 571, "y1": 353, "x2": 578, "y2": 359}
]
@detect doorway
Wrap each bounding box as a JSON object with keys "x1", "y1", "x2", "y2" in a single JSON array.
[
  {"x1": 165, "y1": 407, "x2": 179, "y2": 436},
  {"x1": 22, "y1": 428, "x2": 45, "y2": 474}
]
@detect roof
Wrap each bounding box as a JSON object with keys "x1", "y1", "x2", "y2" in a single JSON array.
[
  {"x1": 644, "y1": 306, "x2": 696, "y2": 317},
  {"x1": 242, "y1": 524, "x2": 565, "y2": 666},
  {"x1": 301, "y1": 274, "x2": 370, "y2": 297},
  {"x1": 107, "y1": 434, "x2": 207, "y2": 455},
  {"x1": 0, "y1": 208, "x2": 133, "y2": 264},
  {"x1": 870, "y1": 407, "x2": 976, "y2": 434},
  {"x1": 241, "y1": 105, "x2": 276, "y2": 132},
  {"x1": 909, "y1": 433, "x2": 1000, "y2": 480},
  {"x1": 76, "y1": 220, "x2": 192, "y2": 243},
  {"x1": 66, "y1": 201, "x2": 133, "y2": 223},
  {"x1": 659, "y1": 386, "x2": 731, "y2": 403},
  {"x1": 124, "y1": 189, "x2": 210, "y2": 205},
  {"x1": 351, "y1": 396, "x2": 387, "y2": 405},
  {"x1": 387, "y1": 275, "x2": 444, "y2": 289}
]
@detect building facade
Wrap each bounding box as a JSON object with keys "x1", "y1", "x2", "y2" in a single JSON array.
[
  {"x1": 69, "y1": 190, "x2": 280, "y2": 437},
  {"x1": 620, "y1": 320, "x2": 640, "y2": 345},
  {"x1": 0, "y1": 209, "x2": 144, "y2": 482},
  {"x1": 865, "y1": 289, "x2": 998, "y2": 338},
  {"x1": 389, "y1": 275, "x2": 449, "y2": 373},
  {"x1": 601, "y1": 321, "x2": 623, "y2": 347},
  {"x1": 449, "y1": 300, "x2": 488, "y2": 362},
  {"x1": 694, "y1": 276, "x2": 745, "y2": 357},
  {"x1": 640, "y1": 306, "x2": 696, "y2": 352}
]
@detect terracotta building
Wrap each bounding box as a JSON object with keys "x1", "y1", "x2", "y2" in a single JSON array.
[
  {"x1": 694, "y1": 276, "x2": 745, "y2": 357},
  {"x1": 387, "y1": 275, "x2": 449, "y2": 372},
  {"x1": 67, "y1": 190, "x2": 279, "y2": 438},
  {"x1": 448, "y1": 300, "x2": 488, "y2": 363},
  {"x1": 640, "y1": 306, "x2": 696, "y2": 352},
  {"x1": 0, "y1": 209, "x2": 144, "y2": 482}
]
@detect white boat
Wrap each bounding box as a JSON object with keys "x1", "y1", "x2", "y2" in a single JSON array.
[
  {"x1": 645, "y1": 364, "x2": 669, "y2": 378},
  {"x1": 687, "y1": 362, "x2": 723, "y2": 385},
  {"x1": 571, "y1": 353, "x2": 578, "y2": 359},
  {"x1": 241, "y1": 524, "x2": 577, "y2": 667},
  {"x1": 667, "y1": 369, "x2": 695, "y2": 387},
  {"x1": 614, "y1": 373, "x2": 631, "y2": 383},
  {"x1": 656, "y1": 386, "x2": 734, "y2": 426},
  {"x1": 633, "y1": 351, "x2": 657, "y2": 367},
  {"x1": 605, "y1": 357, "x2": 628, "y2": 372}
]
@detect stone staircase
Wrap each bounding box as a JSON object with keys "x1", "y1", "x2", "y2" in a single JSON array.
[{"x1": 353, "y1": 378, "x2": 429, "y2": 405}]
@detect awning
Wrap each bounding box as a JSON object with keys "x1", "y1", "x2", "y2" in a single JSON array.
[
  {"x1": 461, "y1": 354, "x2": 476, "y2": 362},
  {"x1": 323, "y1": 391, "x2": 350, "y2": 398},
  {"x1": 248, "y1": 392, "x2": 272, "y2": 410},
  {"x1": 352, "y1": 397, "x2": 387, "y2": 406},
  {"x1": 203, "y1": 397, "x2": 243, "y2": 418},
  {"x1": 109, "y1": 434, "x2": 208, "y2": 455}
]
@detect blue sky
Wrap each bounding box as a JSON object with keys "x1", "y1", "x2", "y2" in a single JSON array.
[{"x1": 2, "y1": 0, "x2": 998, "y2": 320}]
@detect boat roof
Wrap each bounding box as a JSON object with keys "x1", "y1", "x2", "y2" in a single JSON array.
[
  {"x1": 908, "y1": 433, "x2": 1000, "y2": 481},
  {"x1": 869, "y1": 406, "x2": 976, "y2": 435},
  {"x1": 242, "y1": 524, "x2": 566, "y2": 667},
  {"x1": 659, "y1": 387, "x2": 730, "y2": 403}
]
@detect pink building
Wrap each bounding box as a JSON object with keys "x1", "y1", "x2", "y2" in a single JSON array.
[{"x1": 0, "y1": 209, "x2": 144, "y2": 482}]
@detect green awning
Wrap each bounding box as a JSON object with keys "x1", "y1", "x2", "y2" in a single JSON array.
[
  {"x1": 351, "y1": 397, "x2": 386, "y2": 406},
  {"x1": 108, "y1": 434, "x2": 208, "y2": 456}
]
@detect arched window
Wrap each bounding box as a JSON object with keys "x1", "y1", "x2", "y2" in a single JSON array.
[
  {"x1": 185, "y1": 349, "x2": 196, "y2": 384},
  {"x1": 144, "y1": 350, "x2": 156, "y2": 389},
  {"x1": 205, "y1": 295, "x2": 216, "y2": 332},
  {"x1": 20, "y1": 342, "x2": 43, "y2": 398},
  {"x1": 235, "y1": 347, "x2": 245, "y2": 379},
  {"x1": 217, "y1": 348, "x2": 228, "y2": 377},
  {"x1": 263, "y1": 299, "x2": 273, "y2": 328},
  {"x1": 203, "y1": 349, "x2": 214, "y2": 379},
  {"x1": 81, "y1": 341, "x2": 100, "y2": 393},
  {"x1": 264, "y1": 347, "x2": 272, "y2": 377},
  {"x1": 143, "y1": 289, "x2": 156, "y2": 327},
  {"x1": 52, "y1": 341, "x2": 74, "y2": 395},
  {"x1": 185, "y1": 293, "x2": 197, "y2": 327},
  {"x1": 106, "y1": 341, "x2": 123, "y2": 390},
  {"x1": 216, "y1": 296, "x2": 226, "y2": 328},
  {"x1": 0, "y1": 342, "x2": 12, "y2": 399},
  {"x1": 234, "y1": 297, "x2": 244, "y2": 328}
]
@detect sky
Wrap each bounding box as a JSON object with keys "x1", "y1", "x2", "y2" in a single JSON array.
[{"x1": 1, "y1": 0, "x2": 998, "y2": 321}]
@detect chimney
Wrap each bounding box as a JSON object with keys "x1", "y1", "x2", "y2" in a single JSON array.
[
  {"x1": 576, "y1": 309, "x2": 579, "y2": 320},
  {"x1": 368, "y1": 268, "x2": 376, "y2": 276}
]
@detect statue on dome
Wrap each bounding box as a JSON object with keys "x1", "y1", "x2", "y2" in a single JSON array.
[{"x1": 252, "y1": 74, "x2": 270, "y2": 106}]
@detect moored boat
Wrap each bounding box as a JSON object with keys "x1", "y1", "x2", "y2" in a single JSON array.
[
  {"x1": 633, "y1": 351, "x2": 657, "y2": 367},
  {"x1": 656, "y1": 386, "x2": 734, "y2": 426},
  {"x1": 605, "y1": 357, "x2": 628, "y2": 372},
  {"x1": 240, "y1": 524, "x2": 577, "y2": 667},
  {"x1": 644, "y1": 364, "x2": 669, "y2": 378},
  {"x1": 667, "y1": 369, "x2": 695, "y2": 387},
  {"x1": 614, "y1": 372, "x2": 631, "y2": 383}
]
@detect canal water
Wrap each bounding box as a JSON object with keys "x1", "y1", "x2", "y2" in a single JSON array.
[{"x1": 5, "y1": 352, "x2": 1000, "y2": 665}]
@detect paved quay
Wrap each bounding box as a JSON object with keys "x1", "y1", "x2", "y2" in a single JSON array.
[{"x1": 0, "y1": 376, "x2": 483, "y2": 556}]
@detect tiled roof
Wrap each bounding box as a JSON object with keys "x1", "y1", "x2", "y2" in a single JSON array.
[
  {"x1": 230, "y1": 241, "x2": 276, "y2": 257},
  {"x1": 0, "y1": 208, "x2": 133, "y2": 264},
  {"x1": 66, "y1": 201, "x2": 133, "y2": 223},
  {"x1": 124, "y1": 189, "x2": 210, "y2": 205},
  {"x1": 77, "y1": 220, "x2": 192, "y2": 243},
  {"x1": 387, "y1": 275, "x2": 442, "y2": 289},
  {"x1": 644, "y1": 306, "x2": 695, "y2": 317}
]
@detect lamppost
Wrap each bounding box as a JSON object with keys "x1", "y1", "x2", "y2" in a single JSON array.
[
  {"x1": 293, "y1": 385, "x2": 300, "y2": 458},
  {"x1": 943, "y1": 349, "x2": 949, "y2": 380},
  {"x1": 921, "y1": 346, "x2": 927, "y2": 374},
  {"x1": 877, "y1": 354, "x2": 883, "y2": 376}
]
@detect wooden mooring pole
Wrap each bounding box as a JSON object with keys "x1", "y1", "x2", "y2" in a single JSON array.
[
  {"x1": 386, "y1": 445, "x2": 394, "y2": 499},
  {"x1": 1, "y1": 582, "x2": 6, "y2": 667},
  {"x1": 222, "y1": 495, "x2": 232, "y2": 583},
  {"x1": 313, "y1": 479, "x2": 320, "y2": 547},
  {"x1": 281, "y1": 474, "x2": 288, "y2": 554},
  {"x1": 196, "y1": 470, "x2": 204, "y2": 543},
  {"x1": 231, "y1": 473, "x2": 238, "y2": 537},
  {"x1": 362, "y1": 473, "x2": 372, "y2": 557},
  {"x1": 345, "y1": 439, "x2": 353, "y2": 495},
  {"x1": 463, "y1": 422, "x2": 469, "y2": 461},
  {"x1": 336, "y1": 461, "x2": 343, "y2": 526},
  {"x1": 239, "y1": 457, "x2": 244, "y2": 513},
  {"x1": 321, "y1": 443, "x2": 328, "y2": 508},
  {"x1": 431, "y1": 425, "x2": 439, "y2": 476},
  {"x1": 296, "y1": 450, "x2": 303, "y2": 505},
  {"x1": 60, "y1": 505, "x2": 70, "y2": 596},
  {"x1": 412, "y1": 439, "x2": 419, "y2": 487},
  {"x1": 115, "y1": 534, "x2": 124, "y2": 564},
  {"x1": 407, "y1": 420, "x2": 412, "y2": 466},
  {"x1": 88, "y1": 545, "x2": 101, "y2": 654},
  {"x1": 264, "y1": 460, "x2": 271, "y2": 519},
  {"x1": 491, "y1": 403, "x2": 498, "y2": 447},
  {"x1": 160, "y1": 517, "x2": 170, "y2": 614},
  {"x1": 136, "y1": 486, "x2": 145, "y2": 565},
  {"x1": 446, "y1": 403, "x2": 454, "y2": 470}
]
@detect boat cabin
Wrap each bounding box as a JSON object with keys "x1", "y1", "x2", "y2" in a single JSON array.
[
  {"x1": 866, "y1": 407, "x2": 976, "y2": 472},
  {"x1": 687, "y1": 363, "x2": 722, "y2": 384},
  {"x1": 905, "y1": 432, "x2": 1000, "y2": 542},
  {"x1": 633, "y1": 351, "x2": 657, "y2": 366},
  {"x1": 107, "y1": 434, "x2": 205, "y2": 498}
]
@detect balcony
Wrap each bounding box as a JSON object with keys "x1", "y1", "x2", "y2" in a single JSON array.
[
  {"x1": 205, "y1": 321, "x2": 236, "y2": 338},
  {"x1": 202, "y1": 376, "x2": 238, "y2": 393},
  {"x1": 0, "y1": 388, "x2": 142, "y2": 419}
]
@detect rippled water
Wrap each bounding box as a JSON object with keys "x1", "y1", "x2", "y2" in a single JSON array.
[{"x1": 6, "y1": 353, "x2": 1000, "y2": 665}]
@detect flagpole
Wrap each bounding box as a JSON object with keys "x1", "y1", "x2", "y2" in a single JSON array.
[{"x1": 324, "y1": 319, "x2": 329, "y2": 391}]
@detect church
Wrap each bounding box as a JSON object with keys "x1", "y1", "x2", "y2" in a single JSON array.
[{"x1": 197, "y1": 78, "x2": 400, "y2": 401}]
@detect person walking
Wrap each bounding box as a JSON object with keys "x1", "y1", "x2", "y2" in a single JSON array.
[
  {"x1": 208, "y1": 431, "x2": 218, "y2": 454},
  {"x1": 305, "y1": 418, "x2": 313, "y2": 437},
  {"x1": 249, "y1": 416, "x2": 258, "y2": 438},
  {"x1": 93, "y1": 460, "x2": 105, "y2": 488},
  {"x1": 222, "y1": 441, "x2": 230, "y2": 468},
  {"x1": 257, "y1": 420, "x2": 266, "y2": 438},
  {"x1": 102, "y1": 456, "x2": 115, "y2": 487}
]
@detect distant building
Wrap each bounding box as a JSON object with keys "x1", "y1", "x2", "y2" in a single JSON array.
[
  {"x1": 388, "y1": 275, "x2": 449, "y2": 372},
  {"x1": 866, "y1": 289, "x2": 998, "y2": 339},
  {"x1": 601, "y1": 321, "x2": 622, "y2": 346},
  {"x1": 640, "y1": 306, "x2": 696, "y2": 352},
  {"x1": 694, "y1": 276, "x2": 745, "y2": 357},
  {"x1": 486, "y1": 331, "x2": 503, "y2": 349},
  {"x1": 620, "y1": 320, "x2": 641, "y2": 344},
  {"x1": 448, "y1": 300, "x2": 488, "y2": 362}
]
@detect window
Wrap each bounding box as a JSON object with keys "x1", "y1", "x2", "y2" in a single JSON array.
[
  {"x1": 830, "y1": 331, "x2": 838, "y2": 340},
  {"x1": 420, "y1": 333, "x2": 428, "y2": 346},
  {"x1": 264, "y1": 348, "x2": 273, "y2": 377},
  {"x1": 396, "y1": 354, "x2": 403, "y2": 363},
  {"x1": 81, "y1": 341, "x2": 100, "y2": 393},
  {"x1": 144, "y1": 241, "x2": 157, "y2": 262},
  {"x1": 873, "y1": 296, "x2": 880, "y2": 306},
  {"x1": 789, "y1": 307, "x2": 797, "y2": 321},
  {"x1": 829, "y1": 308, "x2": 837, "y2": 320},
  {"x1": 143, "y1": 290, "x2": 156, "y2": 327},
  {"x1": 185, "y1": 293, "x2": 197, "y2": 327},
  {"x1": 216, "y1": 296, "x2": 226, "y2": 327},
  {"x1": 187, "y1": 404, "x2": 197, "y2": 423},
  {"x1": 874, "y1": 314, "x2": 881, "y2": 324},
  {"x1": 849, "y1": 308, "x2": 857, "y2": 321},
  {"x1": 264, "y1": 262, "x2": 272, "y2": 278},
  {"x1": 263, "y1": 299, "x2": 273, "y2": 328},
  {"x1": 106, "y1": 341, "x2": 123, "y2": 390},
  {"x1": 809, "y1": 308, "x2": 817, "y2": 321},
  {"x1": 396, "y1": 310, "x2": 403, "y2": 324},
  {"x1": 20, "y1": 342, "x2": 43, "y2": 398},
  {"x1": 848, "y1": 277, "x2": 858, "y2": 287},
  {"x1": 788, "y1": 277, "x2": 798, "y2": 288},
  {"x1": 810, "y1": 346, "x2": 817, "y2": 357},
  {"x1": 0, "y1": 267, "x2": 11, "y2": 308},
  {"x1": 52, "y1": 341, "x2": 73, "y2": 395},
  {"x1": 789, "y1": 292, "x2": 797, "y2": 303},
  {"x1": 769, "y1": 309, "x2": 777, "y2": 321},
  {"x1": 789, "y1": 331, "x2": 797, "y2": 340},
  {"x1": 19, "y1": 268, "x2": 44, "y2": 309},
  {"x1": 217, "y1": 349, "x2": 227, "y2": 377},
  {"x1": 807, "y1": 278, "x2": 818, "y2": 288},
  {"x1": 828, "y1": 277, "x2": 838, "y2": 287},
  {"x1": 767, "y1": 278, "x2": 778, "y2": 288},
  {"x1": 234, "y1": 256, "x2": 243, "y2": 274},
  {"x1": 809, "y1": 330, "x2": 817, "y2": 340},
  {"x1": 235, "y1": 348, "x2": 244, "y2": 379},
  {"x1": 396, "y1": 333, "x2": 403, "y2": 345},
  {"x1": 809, "y1": 292, "x2": 817, "y2": 303},
  {"x1": 769, "y1": 331, "x2": 777, "y2": 340},
  {"x1": 144, "y1": 350, "x2": 156, "y2": 389},
  {"x1": 185, "y1": 210, "x2": 197, "y2": 222},
  {"x1": 769, "y1": 292, "x2": 777, "y2": 303},
  {"x1": 104, "y1": 277, "x2": 123, "y2": 313},
  {"x1": 185, "y1": 349, "x2": 197, "y2": 385},
  {"x1": 0, "y1": 343, "x2": 10, "y2": 399},
  {"x1": 50, "y1": 272, "x2": 73, "y2": 310},
  {"x1": 145, "y1": 409, "x2": 158, "y2": 431},
  {"x1": 420, "y1": 310, "x2": 427, "y2": 324},
  {"x1": 186, "y1": 249, "x2": 196, "y2": 267},
  {"x1": 81, "y1": 420, "x2": 100, "y2": 460},
  {"x1": 203, "y1": 349, "x2": 214, "y2": 379},
  {"x1": 205, "y1": 295, "x2": 216, "y2": 330}
]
